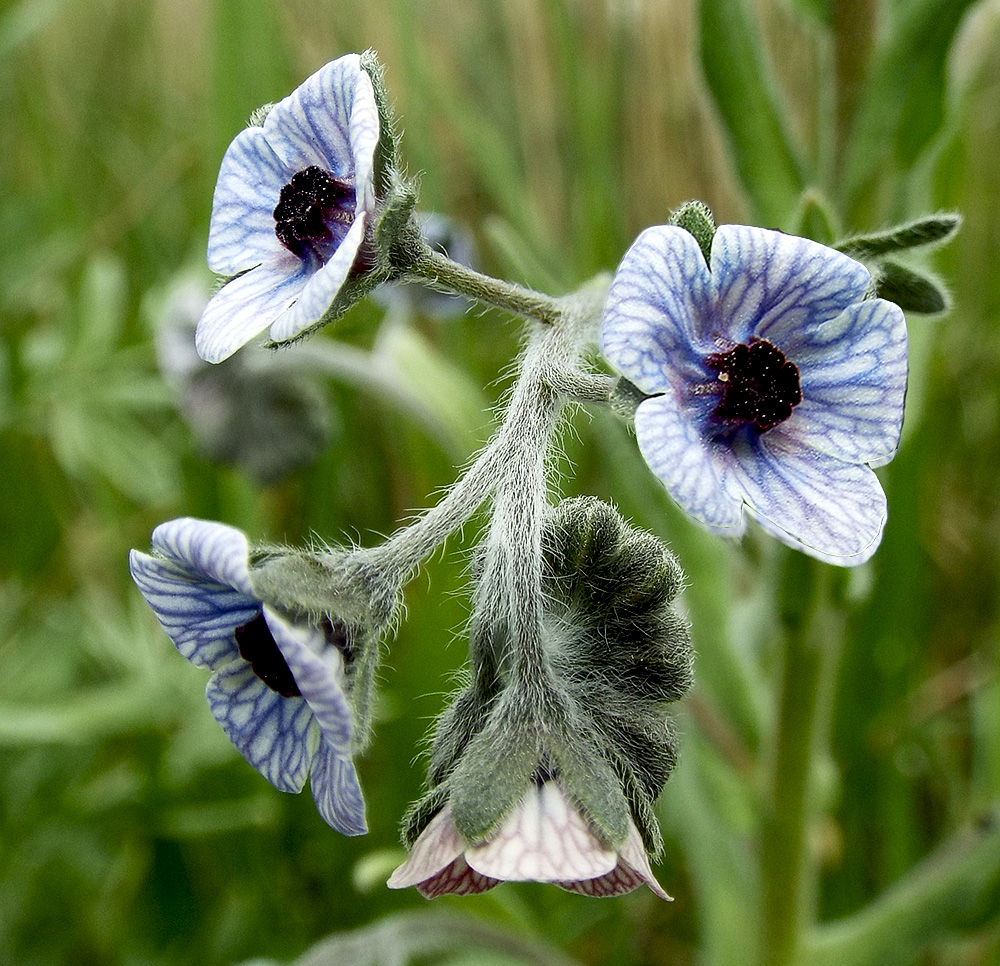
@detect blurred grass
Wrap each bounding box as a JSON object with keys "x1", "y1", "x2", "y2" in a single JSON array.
[{"x1": 2, "y1": 0, "x2": 1000, "y2": 964}]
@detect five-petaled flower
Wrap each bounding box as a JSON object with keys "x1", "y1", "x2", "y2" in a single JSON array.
[
  {"x1": 388, "y1": 781, "x2": 670, "y2": 899},
  {"x1": 196, "y1": 54, "x2": 379, "y2": 364},
  {"x1": 129, "y1": 518, "x2": 367, "y2": 835},
  {"x1": 601, "y1": 224, "x2": 908, "y2": 565}
]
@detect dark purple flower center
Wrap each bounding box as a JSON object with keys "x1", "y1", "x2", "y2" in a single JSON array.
[
  {"x1": 273, "y1": 166, "x2": 355, "y2": 261},
  {"x1": 235, "y1": 613, "x2": 301, "y2": 697},
  {"x1": 704, "y1": 338, "x2": 802, "y2": 432}
]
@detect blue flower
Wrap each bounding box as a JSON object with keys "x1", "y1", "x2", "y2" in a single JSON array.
[
  {"x1": 601, "y1": 224, "x2": 908, "y2": 565},
  {"x1": 129, "y1": 518, "x2": 367, "y2": 834},
  {"x1": 196, "y1": 54, "x2": 380, "y2": 364}
]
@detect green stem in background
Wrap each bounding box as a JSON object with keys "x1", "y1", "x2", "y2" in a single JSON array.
[
  {"x1": 759, "y1": 557, "x2": 843, "y2": 966},
  {"x1": 406, "y1": 246, "x2": 563, "y2": 325},
  {"x1": 806, "y1": 805, "x2": 1000, "y2": 966},
  {"x1": 832, "y1": 0, "x2": 876, "y2": 172}
]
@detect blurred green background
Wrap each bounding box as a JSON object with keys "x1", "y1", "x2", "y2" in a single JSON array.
[{"x1": 2, "y1": 0, "x2": 1000, "y2": 963}]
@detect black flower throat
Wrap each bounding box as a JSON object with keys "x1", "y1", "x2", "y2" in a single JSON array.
[
  {"x1": 235, "y1": 613, "x2": 301, "y2": 697},
  {"x1": 273, "y1": 166, "x2": 355, "y2": 261},
  {"x1": 704, "y1": 338, "x2": 802, "y2": 432}
]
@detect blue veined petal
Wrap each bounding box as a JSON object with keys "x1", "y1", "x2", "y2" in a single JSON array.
[
  {"x1": 206, "y1": 662, "x2": 317, "y2": 793},
  {"x1": 634, "y1": 393, "x2": 745, "y2": 532},
  {"x1": 783, "y1": 299, "x2": 908, "y2": 464},
  {"x1": 263, "y1": 55, "x2": 373, "y2": 179},
  {"x1": 310, "y1": 742, "x2": 368, "y2": 835},
  {"x1": 263, "y1": 608, "x2": 352, "y2": 756},
  {"x1": 711, "y1": 226, "x2": 872, "y2": 350},
  {"x1": 129, "y1": 550, "x2": 254, "y2": 669},
  {"x1": 728, "y1": 431, "x2": 888, "y2": 564},
  {"x1": 208, "y1": 126, "x2": 290, "y2": 276},
  {"x1": 150, "y1": 518, "x2": 254, "y2": 594},
  {"x1": 195, "y1": 256, "x2": 307, "y2": 364},
  {"x1": 267, "y1": 216, "x2": 368, "y2": 344},
  {"x1": 601, "y1": 226, "x2": 714, "y2": 394}
]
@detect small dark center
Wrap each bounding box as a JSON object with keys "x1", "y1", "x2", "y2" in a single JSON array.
[
  {"x1": 235, "y1": 613, "x2": 301, "y2": 697},
  {"x1": 704, "y1": 338, "x2": 802, "y2": 432},
  {"x1": 273, "y1": 166, "x2": 355, "y2": 260}
]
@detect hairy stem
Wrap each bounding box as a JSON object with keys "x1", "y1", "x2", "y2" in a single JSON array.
[{"x1": 407, "y1": 246, "x2": 563, "y2": 325}]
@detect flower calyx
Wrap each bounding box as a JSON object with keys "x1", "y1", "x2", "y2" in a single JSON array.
[{"x1": 397, "y1": 497, "x2": 692, "y2": 895}]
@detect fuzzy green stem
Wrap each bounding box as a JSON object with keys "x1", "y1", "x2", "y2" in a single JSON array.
[
  {"x1": 407, "y1": 246, "x2": 563, "y2": 325},
  {"x1": 759, "y1": 558, "x2": 841, "y2": 966},
  {"x1": 361, "y1": 285, "x2": 608, "y2": 581}
]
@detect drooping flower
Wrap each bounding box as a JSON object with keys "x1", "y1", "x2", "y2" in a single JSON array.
[
  {"x1": 196, "y1": 54, "x2": 380, "y2": 363},
  {"x1": 129, "y1": 518, "x2": 367, "y2": 835},
  {"x1": 388, "y1": 781, "x2": 670, "y2": 899},
  {"x1": 601, "y1": 224, "x2": 908, "y2": 565}
]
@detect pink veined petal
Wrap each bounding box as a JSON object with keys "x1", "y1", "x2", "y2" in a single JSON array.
[
  {"x1": 558, "y1": 864, "x2": 645, "y2": 897},
  {"x1": 267, "y1": 214, "x2": 368, "y2": 344},
  {"x1": 617, "y1": 823, "x2": 673, "y2": 900},
  {"x1": 387, "y1": 805, "x2": 466, "y2": 889},
  {"x1": 559, "y1": 822, "x2": 672, "y2": 899},
  {"x1": 415, "y1": 858, "x2": 502, "y2": 899},
  {"x1": 465, "y1": 783, "x2": 618, "y2": 882}
]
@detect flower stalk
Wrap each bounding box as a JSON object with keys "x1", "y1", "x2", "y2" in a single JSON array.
[{"x1": 759, "y1": 558, "x2": 843, "y2": 966}]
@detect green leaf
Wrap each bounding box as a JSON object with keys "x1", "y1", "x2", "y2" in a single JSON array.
[
  {"x1": 698, "y1": 0, "x2": 806, "y2": 225},
  {"x1": 836, "y1": 214, "x2": 963, "y2": 258},
  {"x1": 875, "y1": 259, "x2": 950, "y2": 315}
]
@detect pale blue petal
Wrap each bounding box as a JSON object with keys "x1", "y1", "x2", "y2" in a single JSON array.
[
  {"x1": 263, "y1": 55, "x2": 372, "y2": 182},
  {"x1": 129, "y1": 519, "x2": 259, "y2": 669},
  {"x1": 129, "y1": 549, "x2": 254, "y2": 669},
  {"x1": 267, "y1": 215, "x2": 367, "y2": 343},
  {"x1": 263, "y1": 608, "x2": 353, "y2": 756},
  {"x1": 728, "y1": 432, "x2": 888, "y2": 564},
  {"x1": 711, "y1": 226, "x2": 872, "y2": 350},
  {"x1": 206, "y1": 662, "x2": 317, "y2": 793},
  {"x1": 310, "y1": 742, "x2": 368, "y2": 835},
  {"x1": 207, "y1": 126, "x2": 289, "y2": 276},
  {"x1": 634, "y1": 394, "x2": 745, "y2": 532},
  {"x1": 195, "y1": 258, "x2": 307, "y2": 363},
  {"x1": 784, "y1": 299, "x2": 908, "y2": 464},
  {"x1": 601, "y1": 225, "x2": 713, "y2": 394},
  {"x1": 150, "y1": 518, "x2": 254, "y2": 594}
]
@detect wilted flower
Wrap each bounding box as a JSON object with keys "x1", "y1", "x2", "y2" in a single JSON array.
[
  {"x1": 129, "y1": 518, "x2": 366, "y2": 835},
  {"x1": 197, "y1": 54, "x2": 379, "y2": 363},
  {"x1": 156, "y1": 275, "x2": 331, "y2": 483},
  {"x1": 601, "y1": 224, "x2": 908, "y2": 565},
  {"x1": 388, "y1": 781, "x2": 669, "y2": 899}
]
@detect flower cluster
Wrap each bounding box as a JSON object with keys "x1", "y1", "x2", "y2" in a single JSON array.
[{"x1": 128, "y1": 48, "x2": 942, "y2": 908}]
